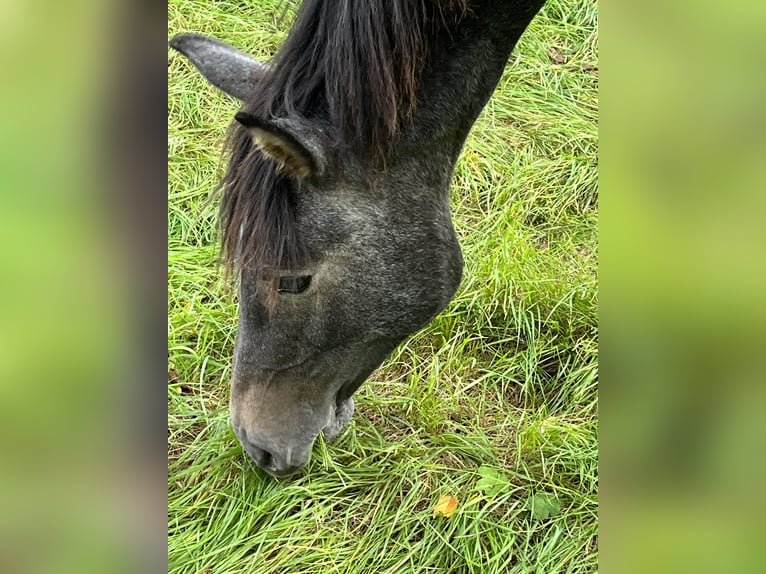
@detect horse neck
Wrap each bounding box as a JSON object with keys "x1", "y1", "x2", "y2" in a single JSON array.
[{"x1": 403, "y1": 0, "x2": 546, "y2": 161}]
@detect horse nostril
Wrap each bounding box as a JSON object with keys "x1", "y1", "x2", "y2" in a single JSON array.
[
  {"x1": 245, "y1": 442, "x2": 273, "y2": 469},
  {"x1": 240, "y1": 437, "x2": 306, "y2": 478},
  {"x1": 259, "y1": 449, "x2": 273, "y2": 469}
]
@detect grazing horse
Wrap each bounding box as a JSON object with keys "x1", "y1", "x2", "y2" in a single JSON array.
[{"x1": 170, "y1": 0, "x2": 546, "y2": 478}]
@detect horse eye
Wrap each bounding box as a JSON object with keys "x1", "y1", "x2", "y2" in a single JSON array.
[{"x1": 277, "y1": 275, "x2": 312, "y2": 294}]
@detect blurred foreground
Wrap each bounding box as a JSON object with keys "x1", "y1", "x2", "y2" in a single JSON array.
[
  {"x1": 601, "y1": 0, "x2": 766, "y2": 572},
  {"x1": 0, "y1": 1, "x2": 166, "y2": 572}
]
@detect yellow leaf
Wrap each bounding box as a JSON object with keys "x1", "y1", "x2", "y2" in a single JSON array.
[{"x1": 433, "y1": 494, "x2": 459, "y2": 518}]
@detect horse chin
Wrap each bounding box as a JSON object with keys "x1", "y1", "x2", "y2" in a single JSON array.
[{"x1": 322, "y1": 396, "x2": 354, "y2": 443}]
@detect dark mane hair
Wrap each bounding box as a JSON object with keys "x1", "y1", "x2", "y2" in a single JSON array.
[{"x1": 218, "y1": 0, "x2": 469, "y2": 281}]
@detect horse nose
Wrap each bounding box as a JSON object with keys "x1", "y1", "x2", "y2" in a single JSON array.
[{"x1": 241, "y1": 438, "x2": 305, "y2": 478}]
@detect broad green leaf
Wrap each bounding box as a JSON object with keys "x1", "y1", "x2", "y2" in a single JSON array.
[
  {"x1": 475, "y1": 465, "x2": 511, "y2": 497},
  {"x1": 528, "y1": 493, "x2": 561, "y2": 520}
]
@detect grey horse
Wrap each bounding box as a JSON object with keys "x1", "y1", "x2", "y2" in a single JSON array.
[{"x1": 170, "y1": 0, "x2": 546, "y2": 477}]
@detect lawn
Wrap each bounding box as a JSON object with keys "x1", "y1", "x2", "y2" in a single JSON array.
[{"x1": 168, "y1": 0, "x2": 598, "y2": 572}]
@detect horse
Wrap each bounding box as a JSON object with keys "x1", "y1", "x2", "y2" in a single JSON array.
[{"x1": 170, "y1": 0, "x2": 547, "y2": 478}]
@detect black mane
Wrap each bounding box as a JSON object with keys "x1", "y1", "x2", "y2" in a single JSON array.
[{"x1": 219, "y1": 0, "x2": 469, "y2": 278}]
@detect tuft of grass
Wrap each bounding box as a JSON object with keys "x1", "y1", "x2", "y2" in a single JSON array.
[{"x1": 169, "y1": 0, "x2": 598, "y2": 572}]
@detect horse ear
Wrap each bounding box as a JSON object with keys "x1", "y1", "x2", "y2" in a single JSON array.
[
  {"x1": 169, "y1": 34, "x2": 268, "y2": 101},
  {"x1": 235, "y1": 112, "x2": 326, "y2": 180}
]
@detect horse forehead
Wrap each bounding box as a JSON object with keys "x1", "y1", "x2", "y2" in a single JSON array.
[
  {"x1": 299, "y1": 189, "x2": 392, "y2": 237},
  {"x1": 304, "y1": 201, "x2": 444, "y2": 256}
]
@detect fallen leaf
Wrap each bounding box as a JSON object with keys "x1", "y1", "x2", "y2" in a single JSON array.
[{"x1": 433, "y1": 494, "x2": 459, "y2": 518}]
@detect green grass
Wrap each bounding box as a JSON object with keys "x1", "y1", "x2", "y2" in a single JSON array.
[{"x1": 168, "y1": 0, "x2": 598, "y2": 572}]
